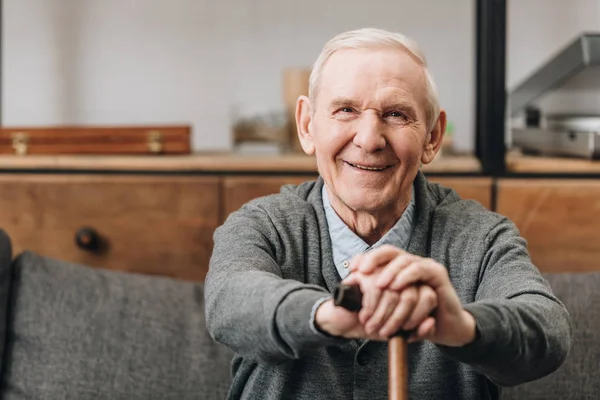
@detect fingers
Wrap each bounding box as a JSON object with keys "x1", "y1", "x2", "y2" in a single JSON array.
[
  {"x1": 359, "y1": 283, "x2": 383, "y2": 325},
  {"x1": 407, "y1": 317, "x2": 436, "y2": 343},
  {"x1": 376, "y1": 286, "x2": 418, "y2": 338},
  {"x1": 341, "y1": 273, "x2": 359, "y2": 286},
  {"x1": 348, "y1": 253, "x2": 365, "y2": 273},
  {"x1": 339, "y1": 272, "x2": 382, "y2": 325},
  {"x1": 363, "y1": 290, "x2": 401, "y2": 335},
  {"x1": 349, "y1": 245, "x2": 405, "y2": 274},
  {"x1": 402, "y1": 285, "x2": 438, "y2": 331},
  {"x1": 388, "y1": 258, "x2": 449, "y2": 291},
  {"x1": 375, "y1": 253, "x2": 419, "y2": 288}
]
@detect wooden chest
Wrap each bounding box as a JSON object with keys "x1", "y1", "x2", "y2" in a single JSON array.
[{"x1": 0, "y1": 126, "x2": 191, "y2": 155}]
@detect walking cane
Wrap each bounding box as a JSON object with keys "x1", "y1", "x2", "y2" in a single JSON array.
[{"x1": 334, "y1": 284, "x2": 409, "y2": 400}]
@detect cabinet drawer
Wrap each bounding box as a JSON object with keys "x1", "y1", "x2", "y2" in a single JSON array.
[
  {"x1": 222, "y1": 175, "x2": 492, "y2": 223},
  {"x1": 427, "y1": 177, "x2": 492, "y2": 209},
  {"x1": 0, "y1": 175, "x2": 219, "y2": 281},
  {"x1": 222, "y1": 175, "x2": 316, "y2": 221},
  {"x1": 497, "y1": 179, "x2": 600, "y2": 272}
]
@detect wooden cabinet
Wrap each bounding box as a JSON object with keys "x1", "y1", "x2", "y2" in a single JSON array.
[
  {"x1": 2, "y1": 152, "x2": 595, "y2": 278},
  {"x1": 427, "y1": 177, "x2": 493, "y2": 209},
  {"x1": 0, "y1": 175, "x2": 220, "y2": 282},
  {"x1": 0, "y1": 153, "x2": 495, "y2": 281},
  {"x1": 222, "y1": 176, "x2": 493, "y2": 221},
  {"x1": 497, "y1": 179, "x2": 600, "y2": 273},
  {"x1": 222, "y1": 176, "x2": 314, "y2": 221}
]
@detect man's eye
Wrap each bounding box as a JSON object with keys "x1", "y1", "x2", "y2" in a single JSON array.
[
  {"x1": 386, "y1": 111, "x2": 406, "y2": 118},
  {"x1": 340, "y1": 107, "x2": 354, "y2": 113}
]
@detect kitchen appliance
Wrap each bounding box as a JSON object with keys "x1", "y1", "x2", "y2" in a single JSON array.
[{"x1": 510, "y1": 33, "x2": 600, "y2": 159}]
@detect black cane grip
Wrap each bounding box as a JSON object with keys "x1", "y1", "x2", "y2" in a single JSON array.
[
  {"x1": 333, "y1": 283, "x2": 412, "y2": 339},
  {"x1": 334, "y1": 284, "x2": 363, "y2": 312}
]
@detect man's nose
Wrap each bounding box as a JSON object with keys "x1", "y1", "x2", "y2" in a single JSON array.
[{"x1": 352, "y1": 112, "x2": 386, "y2": 152}]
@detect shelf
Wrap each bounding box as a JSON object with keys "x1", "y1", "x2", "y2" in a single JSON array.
[
  {"x1": 0, "y1": 153, "x2": 481, "y2": 174},
  {"x1": 506, "y1": 151, "x2": 600, "y2": 174}
]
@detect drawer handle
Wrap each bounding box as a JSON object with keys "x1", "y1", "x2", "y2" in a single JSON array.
[{"x1": 75, "y1": 227, "x2": 102, "y2": 252}]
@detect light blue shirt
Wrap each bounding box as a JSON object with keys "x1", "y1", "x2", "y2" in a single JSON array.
[
  {"x1": 308, "y1": 184, "x2": 417, "y2": 337},
  {"x1": 322, "y1": 185, "x2": 416, "y2": 279}
]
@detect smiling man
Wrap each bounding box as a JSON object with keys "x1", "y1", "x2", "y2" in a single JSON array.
[{"x1": 205, "y1": 28, "x2": 572, "y2": 400}]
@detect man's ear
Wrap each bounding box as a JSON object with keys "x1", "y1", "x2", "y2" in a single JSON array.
[
  {"x1": 296, "y1": 95, "x2": 315, "y2": 155},
  {"x1": 421, "y1": 110, "x2": 447, "y2": 165}
]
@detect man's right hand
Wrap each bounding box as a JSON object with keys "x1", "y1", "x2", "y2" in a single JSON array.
[
  {"x1": 314, "y1": 298, "x2": 368, "y2": 339},
  {"x1": 315, "y1": 276, "x2": 437, "y2": 342}
]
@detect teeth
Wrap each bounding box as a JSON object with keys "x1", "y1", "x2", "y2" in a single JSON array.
[{"x1": 349, "y1": 162, "x2": 386, "y2": 171}]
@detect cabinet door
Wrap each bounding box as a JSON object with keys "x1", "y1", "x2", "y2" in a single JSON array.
[
  {"x1": 497, "y1": 179, "x2": 600, "y2": 272},
  {"x1": 0, "y1": 174, "x2": 220, "y2": 281},
  {"x1": 222, "y1": 175, "x2": 316, "y2": 221},
  {"x1": 222, "y1": 175, "x2": 492, "y2": 222},
  {"x1": 427, "y1": 177, "x2": 492, "y2": 209}
]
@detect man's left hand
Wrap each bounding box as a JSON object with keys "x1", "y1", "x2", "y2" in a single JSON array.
[{"x1": 344, "y1": 245, "x2": 477, "y2": 347}]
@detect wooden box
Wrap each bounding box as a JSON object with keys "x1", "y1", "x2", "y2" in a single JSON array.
[{"x1": 0, "y1": 125, "x2": 191, "y2": 155}]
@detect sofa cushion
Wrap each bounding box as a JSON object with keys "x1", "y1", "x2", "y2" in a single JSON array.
[
  {"x1": 0, "y1": 230, "x2": 12, "y2": 374},
  {"x1": 502, "y1": 271, "x2": 600, "y2": 400},
  {"x1": 0, "y1": 251, "x2": 233, "y2": 400}
]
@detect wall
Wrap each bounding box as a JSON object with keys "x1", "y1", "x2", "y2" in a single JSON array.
[
  {"x1": 5, "y1": 1, "x2": 597, "y2": 153},
  {"x1": 2, "y1": 0, "x2": 474, "y2": 152}
]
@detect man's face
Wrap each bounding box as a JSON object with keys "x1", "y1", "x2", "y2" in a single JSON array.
[{"x1": 299, "y1": 48, "x2": 441, "y2": 214}]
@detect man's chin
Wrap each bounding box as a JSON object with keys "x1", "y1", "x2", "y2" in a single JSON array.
[{"x1": 343, "y1": 194, "x2": 391, "y2": 214}]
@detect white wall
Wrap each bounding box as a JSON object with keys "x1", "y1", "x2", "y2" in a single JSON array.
[
  {"x1": 2, "y1": 0, "x2": 475, "y2": 152},
  {"x1": 6, "y1": 0, "x2": 599, "y2": 153}
]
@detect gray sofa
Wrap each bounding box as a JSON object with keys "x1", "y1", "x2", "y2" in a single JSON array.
[
  {"x1": 0, "y1": 229, "x2": 233, "y2": 399},
  {"x1": 0, "y1": 229, "x2": 596, "y2": 399}
]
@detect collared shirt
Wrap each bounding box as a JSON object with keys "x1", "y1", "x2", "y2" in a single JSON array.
[
  {"x1": 322, "y1": 184, "x2": 416, "y2": 279},
  {"x1": 308, "y1": 184, "x2": 418, "y2": 338}
]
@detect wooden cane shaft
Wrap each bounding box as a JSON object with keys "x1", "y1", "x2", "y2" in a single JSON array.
[
  {"x1": 334, "y1": 284, "x2": 409, "y2": 399},
  {"x1": 388, "y1": 336, "x2": 408, "y2": 400}
]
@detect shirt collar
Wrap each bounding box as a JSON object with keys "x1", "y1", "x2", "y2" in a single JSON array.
[{"x1": 322, "y1": 184, "x2": 416, "y2": 279}]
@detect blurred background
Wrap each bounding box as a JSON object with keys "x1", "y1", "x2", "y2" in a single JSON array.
[
  {"x1": 2, "y1": 0, "x2": 475, "y2": 153},
  {"x1": 3, "y1": 0, "x2": 594, "y2": 154},
  {"x1": 0, "y1": 0, "x2": 599, "y2": 278},
  {"x1": 0, "y1": 2, "x2": 598, "y2": 399}
]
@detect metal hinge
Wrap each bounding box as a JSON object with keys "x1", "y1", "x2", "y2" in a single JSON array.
[
  {"x1": 147, "y1": 130, "x2": 163, "y2": 154},
  {"x1": 12, "y1": 132, "x2": 29, "y2": 155}
]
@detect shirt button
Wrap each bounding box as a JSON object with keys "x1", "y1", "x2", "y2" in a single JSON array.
[
  {"x1": 357, "y1": 353, "x2": 369, "y2": 366},
  {"x1": 343, "y1": 261, "x2": 349, "y2": 269}
]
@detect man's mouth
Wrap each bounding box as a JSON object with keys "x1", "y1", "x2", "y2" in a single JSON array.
[{"x1": 345, "y1": 161, "x2": 391, "y2": 171}]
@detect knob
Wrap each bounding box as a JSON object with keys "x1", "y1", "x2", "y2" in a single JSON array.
[{"x1": 75, "y1": 227, "x2": 101, "y2": 252}]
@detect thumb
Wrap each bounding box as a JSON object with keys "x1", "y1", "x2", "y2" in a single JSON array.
[{"x1": 341, "y1": 273, "x2": 360, "y2": 286}]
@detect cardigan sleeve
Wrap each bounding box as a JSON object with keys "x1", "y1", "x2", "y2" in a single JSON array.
[
  {"x1": 438, "y1": 217, "x2": 572, "y2": 387},
  {"x1": 204, "y1": 202, "x2": 346, "y2": 364}
]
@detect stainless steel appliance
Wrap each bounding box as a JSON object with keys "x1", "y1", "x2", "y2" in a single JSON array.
[{"x1": 510, "y1": 33, "x2": 600, "y2": 159}]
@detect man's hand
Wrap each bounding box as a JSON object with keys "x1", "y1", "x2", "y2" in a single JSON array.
[
  {"x1": 315, "y1": 265, "x2": 438, "y2": 341},
  {"x1": 314, "y1": 287, "x2": 433, "y2": 342},
  {"x1": 347, "y1": 245, "x2": 477, "y2": 347},
  {"x1": 340, "y1": 272, "x2": 438, "y2": 340}
]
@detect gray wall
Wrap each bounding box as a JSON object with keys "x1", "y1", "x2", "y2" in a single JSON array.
[{"x1": 2, "y1": 0, "x2": 598, "y2": 153}]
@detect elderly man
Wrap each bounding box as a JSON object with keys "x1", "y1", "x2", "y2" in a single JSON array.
[{"x1": 205, "y1": 28, "x2": 571, "y2": 399}]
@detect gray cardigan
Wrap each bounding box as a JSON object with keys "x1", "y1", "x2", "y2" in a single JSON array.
[{"x1": 205, "y1": 172, "x2": 572, "y2": 400}]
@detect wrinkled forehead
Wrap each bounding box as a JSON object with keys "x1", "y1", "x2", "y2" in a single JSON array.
[{"x1": 316, "y1": 48, "x2": 428, "y2": 114}]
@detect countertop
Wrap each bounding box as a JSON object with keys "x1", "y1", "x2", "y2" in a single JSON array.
[{"x1": 0, "y1": 152, "x2": 482, "y2": 174}]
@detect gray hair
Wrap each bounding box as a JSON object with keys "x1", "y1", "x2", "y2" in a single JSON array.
[{"x1": 308, "y1": 28, "x2": 441, "y2": 131}]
